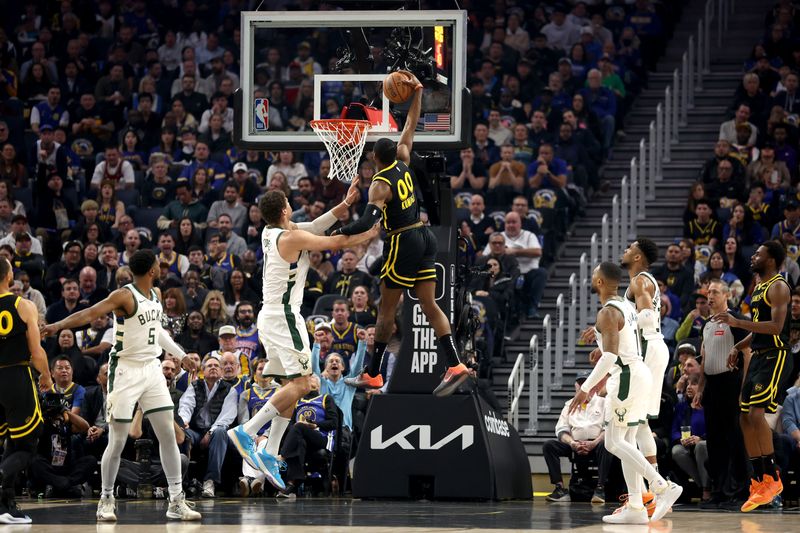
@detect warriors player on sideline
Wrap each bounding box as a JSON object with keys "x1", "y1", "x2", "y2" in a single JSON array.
[
  {"x1": 41, "y1": 250, "x2": 200, "y2": 522},
  {"x1": 569, "y1": 262, "x2": 681, "y2": 524},
  {"x1": 0, "y1": 258, "x2": 52, "y2": 524},
  {"x1": 227, "y1": 187, "x2": 378, "y2": 491},
  {"x1": 713, "y1": 241, "x2": 792, "y2": 512},
  {"x1": 621, "y1": 240, "x2": 671, "y2": 489},
  {"x1": 336, "y1": 70, "x2": 467, "y2": 396}
]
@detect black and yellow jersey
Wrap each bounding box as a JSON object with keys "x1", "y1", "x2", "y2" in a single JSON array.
[
  {"x1": 373, "y1": 160, "x2": 420, "y2": 233},
  {"x1": 0, "y1": 293, "x2": 29, "y2": 367},
  {"x1": 750, "y1": 273, "x2": 790, "y2": 351}
]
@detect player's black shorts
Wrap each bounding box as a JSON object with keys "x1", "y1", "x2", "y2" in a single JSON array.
[
  {"x1": 380, "y1": 226, "x2": 437, "y2": 289},
  {"x1": 740, "y1": 348, "x2": 792, "y2": 413},
  {"x1": 0, "y1": 364, "x2": 43, "y2": 440}
]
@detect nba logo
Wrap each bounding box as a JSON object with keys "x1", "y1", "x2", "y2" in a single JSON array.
[{"x1": 254, "y1": 98, "x2": 269, "y2": 131}]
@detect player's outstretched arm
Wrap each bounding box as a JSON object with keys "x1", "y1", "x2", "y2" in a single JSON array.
[
  {"x1": 41, "y1": 288, "x2": 132, "y2": 337},
  {"x1": 335, "y1": 179, "x2": 390, "y2": 237},
  {"x1": 296, "y1": 177, "x2": 361, "y2": 235},
  {"x1": 19, "y1": 298, "x2": 52, "y2": 391},
  {"x1": 281, "y1": 223, "x2": 381, "y2": 257},
  {"x1": 396, "y1": 70, "x2": 424, "y2": 165}
]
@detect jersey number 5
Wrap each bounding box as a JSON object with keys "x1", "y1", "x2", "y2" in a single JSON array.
[{"x1": 148, "y1": 327, "x2": 156, "y2": 345}]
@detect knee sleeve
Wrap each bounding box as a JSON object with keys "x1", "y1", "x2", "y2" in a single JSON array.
[{"x1": 636, "y1": 423, "x2": 657, "y2": 458}]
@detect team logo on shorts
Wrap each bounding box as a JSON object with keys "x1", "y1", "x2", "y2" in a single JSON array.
[
  {"x1": 754, "y1": 383, "x2": 764, "y2": 392},
  {"x1": 615, "y1": 408, "x2": 627, "y2": 422},
  {"x1": 298, "y1": 354, "x2": 309, "y2": 370}
]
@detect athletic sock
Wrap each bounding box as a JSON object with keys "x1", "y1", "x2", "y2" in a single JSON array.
[
  {"x1": 763, "y1": 454, "x2": 779, "y2": 478},
  {"x1": 438, "y1": 334, "x2": 461, "y2": 367},
  {"x1": 265, "y1": 416, "x2": 291, "y2": 457},
  {"x1": 101, "y1": 488, "x2": 113, "y2": 498},
  {"x1": 750, "y1": 457, "x2": 764, "y2": 482},
  {"x1": 243, "y1": 402, "x2": 280, "y2": 436},
  {"x1": 168, "y1": 481, "x2": 183, "y2": 500},
  {"x1": 366, "y1": 341, "x2": 388, "y2": 377}
]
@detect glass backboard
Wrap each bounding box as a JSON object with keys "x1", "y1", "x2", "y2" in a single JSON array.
[{"x1": 234, "y1": 10, "x2": 469, "y2": 151}]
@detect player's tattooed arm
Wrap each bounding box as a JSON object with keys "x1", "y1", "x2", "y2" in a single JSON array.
[{"x1": 41, "y1": 288, "x2": 133, "y2": 337}]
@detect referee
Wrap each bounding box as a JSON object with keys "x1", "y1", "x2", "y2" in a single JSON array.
[{"x1": 701, "y1": 279, "x2": 748, "y2": 507}]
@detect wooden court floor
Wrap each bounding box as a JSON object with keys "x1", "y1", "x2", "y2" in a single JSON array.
[{"x1": 12, "y1": 497, "x2": 799, "y2": 532}]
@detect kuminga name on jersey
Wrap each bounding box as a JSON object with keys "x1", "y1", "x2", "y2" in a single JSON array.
[{"x1": 373, "y1": 160, "x2": 420, "y2": 232}]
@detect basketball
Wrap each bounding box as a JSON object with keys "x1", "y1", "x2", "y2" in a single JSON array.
[{"x1": 383, "y1": 71, "x2": 414, "y2": 104}]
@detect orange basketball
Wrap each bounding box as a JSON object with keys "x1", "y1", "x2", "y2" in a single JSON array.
[{"x1": 383, "y1": 71, "x2": 414, "y2": 104}]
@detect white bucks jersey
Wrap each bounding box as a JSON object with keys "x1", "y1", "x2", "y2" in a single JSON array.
[
  {"x1": 624, "y1": 271, "x2": 662, "y2": 336},
  {"x1": 111, "y1": 284, "x2": 163, "y2": 363},
  {"x1": 594, "y1": 297, "x2": 642, "y2": 366},
  {"x1": 261, "y1": 226, "x2": 309, "y2": 308}
]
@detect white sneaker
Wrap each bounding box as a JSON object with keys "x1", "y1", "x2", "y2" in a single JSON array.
[
  {"x1": 238, "y1": 477, "x2": 251, "y2": 497},
  {"x1": 602, "y1": 505, "x2": 648, "y2": 524},
  {"x1": 201, "y1": 480, "x2": 215, "y2": 498},
  {"x1": 651, "y1": 481, "x2": 682, "y2": 521},
  {"x1": 166, "y1": 492, "x2": 202, "y2": 521},
  {"x1": 250, "y1": 478, "x2": 264, "y2": 495},
  {"x1": 96, "y1": 494, "x2": 117, "y2": 522}
]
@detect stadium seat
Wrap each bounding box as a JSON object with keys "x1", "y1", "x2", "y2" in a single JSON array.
[
  {"x1": 312, "y1": 294, "x2": 342, "y2": 317},
  {"x1": 134, "y1": 207, "x2": 162, "y2": 234}
]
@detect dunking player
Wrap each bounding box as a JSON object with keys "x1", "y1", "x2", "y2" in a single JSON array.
[
  {"x1": 570, "y1": 262, "x2": 681, "y2": 524},
  {"x1": 337, "y1": 70, "x2": 467, "y2": 396},
  {"x1": 227, "y1": 186, "x2": 378, "y2": 491},
  {"x1": 0, "y1": 258, "x2": 52, "y2": 524},
  {"x1": 713, "y1": 241, "x2": 793, "y2": 512},
  {"x1": 41, "y1": 250, "x2": 201, "y2": 522},
  {"x1": 620, "y1": 238, "x2": 671, "y2": 512}
]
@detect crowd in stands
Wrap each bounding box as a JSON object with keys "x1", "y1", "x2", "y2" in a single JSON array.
[
  {"x1": 544, "y1": 0, "x2": 800, "y2": 509},
  {"x1": 0, "y1": 0, "x2": 677, "y2": 499}
]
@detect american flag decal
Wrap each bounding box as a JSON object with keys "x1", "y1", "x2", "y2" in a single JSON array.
[{"x1": 423, "y1": 113, "x2": 450, "y2": 131}]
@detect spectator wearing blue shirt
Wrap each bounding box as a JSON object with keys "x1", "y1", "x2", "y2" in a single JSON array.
[
  {"x1": 527, "y1": 143, "x2": 568, "y2": 191},
  {"x1": 311, "y1": 338, "x2": 366, "y2": 431},
  {"x1": 580, "y1": 70, "x2": 617, "y2": 151},
  {"x1": 671, "y1": 375, "x2": 711, "y2": 501},
  {"x1": 780, "y1": 383, "x2": 800, "y2": 461},
  {"x1": 179, "y1": 141, "x2": 228, "y2": 189},
  {"x1": 51, "y1": 355, "x2": 86, "y2": 416},
  {"x1": 30, "y1": 86, "x2": 69, "y2": 134}
]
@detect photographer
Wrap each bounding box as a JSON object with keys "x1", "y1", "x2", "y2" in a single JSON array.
[{"x1": 29, "y1": 392, "x2": 95, "y2": 499}]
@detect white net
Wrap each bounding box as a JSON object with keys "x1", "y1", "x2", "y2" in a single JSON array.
[{"x1": 310, "y1": 119, "x2": 371, "y2": 183}]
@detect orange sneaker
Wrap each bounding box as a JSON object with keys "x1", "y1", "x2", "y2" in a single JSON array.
[
  {"x1": 761, "y1": 473, "x2": 783, "y2": 499},
  {"x1": 613, "y1": 492, "x2": 656, "y2": 518},
  {"x1": 432, "y1": 363, "x2": 469, "y2": 397},
  {"x1": 740, "y1": 479, "x2": 772, "y2": 512},
  {"x1": 344, "y1": 373, "x2": 384, "y2": 389}
]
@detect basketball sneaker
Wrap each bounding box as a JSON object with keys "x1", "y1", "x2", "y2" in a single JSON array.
[
  {"x1": 613, "y1": 492, "x2": 656, "y2": 518},
  {"x1": 651, "y1": 481, "x2": 683, "y2": 521},
  {"x1": 166, "y1": 492, "x2": 201, "y2": 521},
  {"x1": 0, "y1": 496, "x2": 31, "y2": 524},
  {"x1": 96, "y1": 493, "x2": 117, "y2": 522},
  {"x1": 344, "y1": 373, "x2": 383, "y2": 389},
  {"x1": 432, "y1": 363, "x2": 469, "y2": 397},
  {"x1": 602, "y1": 504, "x2": 649, "y2": 524},
  {"x1": 227, "y1": 426, "x2": 261, "y2": 471},
  {"x1": 256, "y1": 449, "x2": 287, "y2": 491},
  {"x1": 741, "y1": 479, "x2": 772, "y2": 512},
  {"x1": 761, "y1": 472, "x2": 783, "y2": 499}
]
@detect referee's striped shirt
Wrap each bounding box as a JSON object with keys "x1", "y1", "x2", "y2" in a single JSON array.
[{"x1": 701, "y1": 309, "x2": 748, "y2": 375}]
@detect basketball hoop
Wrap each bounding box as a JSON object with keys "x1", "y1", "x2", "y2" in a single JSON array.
[{"x1": 310, "y1": 119, "x2": 371, "y2": 183}]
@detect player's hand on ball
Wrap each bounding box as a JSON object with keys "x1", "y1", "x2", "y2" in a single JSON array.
[{"x1": 397, "y1": 70, "x2": 423, "y2": 90}]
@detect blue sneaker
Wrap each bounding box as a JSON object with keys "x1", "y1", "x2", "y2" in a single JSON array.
[
  {"x1": 256, "y1": 449, "x2": 287, "y2": 491},
  {"x1": 227, "y1": 426, "x2": 261, "y2": 471}
]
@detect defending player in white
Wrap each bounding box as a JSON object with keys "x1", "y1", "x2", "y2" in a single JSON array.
[
  {"x1": 227, "y1": 179, "x2": 378, "y2": 492},
  {"x1": 621, "y1": 240, "x2": 671, "y2": 477},
  {"x1": 42, "y1": 249, "x2": 200, "y2": 522},
  {"x1": 569, "y1": 262, "x2": 681, "y2": 524}
]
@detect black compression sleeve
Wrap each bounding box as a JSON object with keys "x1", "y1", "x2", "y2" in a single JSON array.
[{"x1": 339, "y1": 203, "x2": 382, "y2": 236}]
